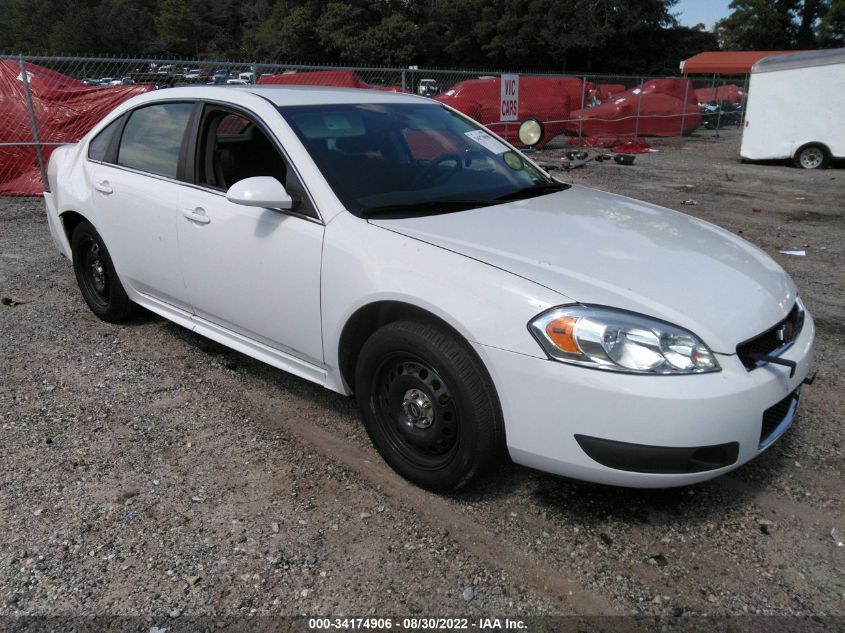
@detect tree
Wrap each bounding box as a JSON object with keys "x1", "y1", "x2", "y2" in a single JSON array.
[
  {"x1": 156, "y1": 0, "x2": 218, "y2": 56},
  {"x1": 715, "y1": 0, "x2": 841, "y2": 49},
  {"x1": 204, "y1": 0, "x2": 247, "y2": 58},
  {"x1": 275, "y1": 3, "x2": 332, "y2": 61},
  {"x1": 0, "y1": 0, "x2": 770, "y2": 72},
  {"x1": 819, "y1": 0, "x2": 845, "y2": 44},
  {"x1": 240, "y1": 0, "x2": 280, "y2": 58},
  {"x1": 408, "y1": 0, "x2": 681, "y2": 71},
  {"x1": 364, "y1": 13, "x2": 419, "y2": 66},
  {"x1": 98, "y1": 0, "x2": 158, "y2": 55},
  {"x1": 715, "y1": 0, "x2": 796, "y2": 49},
  {"x1": 3, "y1": 0, "x2": 67, "y2": 53},
  {"x1": 47, "y1": 3, "x2": 103, "y2": 54}
]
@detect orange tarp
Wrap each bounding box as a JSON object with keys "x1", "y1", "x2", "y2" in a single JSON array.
[{"x1": 680, "y1": 51, "x2": 805, "y2": 74}]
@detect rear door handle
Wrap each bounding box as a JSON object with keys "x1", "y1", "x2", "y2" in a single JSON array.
[
  {"x1": 93, "y1": 180, "x2": 113, "y2": 194},
  {"x1": 182, "y1": 207, "x2": 210, "y2": 225}
]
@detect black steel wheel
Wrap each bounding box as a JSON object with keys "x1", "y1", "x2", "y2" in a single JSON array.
[
  {"x1": 355, "y1": 320, "x2": 504, "y2": 492},
  {"x1": 373, "y1": 356, "x2": 460, "y2": 469},
  {"x1": 71, "y1": 221, "x2": 137, "y2": 322}
]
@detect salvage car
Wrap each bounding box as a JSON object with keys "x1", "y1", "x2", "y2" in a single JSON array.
[
  {"x1": 417, "y1": 78, "x2": 441, "y2": 97},
  {"x1": 43, "y1": 86, "x2": 815, "y2": 492},
  {"x1": 435, "y1": 75, "x2": 591, "y2": 148},
  {"x1": 567, "y1": 78, "x2": 701, "y2": 138}
]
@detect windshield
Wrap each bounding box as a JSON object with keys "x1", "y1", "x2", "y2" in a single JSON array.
[{"x1": 278, "y1": 103, "x2": 567, "y2": 217}]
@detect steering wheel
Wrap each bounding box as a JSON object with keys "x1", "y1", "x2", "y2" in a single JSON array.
[{"x1": 412, "y1": 153, "x2": 463, "y2": 187}]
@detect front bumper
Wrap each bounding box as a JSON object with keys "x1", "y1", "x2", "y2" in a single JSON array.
[{"x1": 476, "y1": 312, "x2": 815, "y2": 487}]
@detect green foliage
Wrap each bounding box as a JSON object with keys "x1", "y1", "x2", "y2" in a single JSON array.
[
  {"x1": 1, "y1": 0, "x2": 158, "y2": 55},
  {"x1": 22, "y1": 0, "x2": 845, "y2": 72},
  {"x1": 819, "y1": 0, "x2": 845, "y2": 44},
  {"x1": 715, "y1": 0, "x2": 843, "y2": 49},
  {"x1": 99, "y1": 0, "x2": 158, "y2": 55}
]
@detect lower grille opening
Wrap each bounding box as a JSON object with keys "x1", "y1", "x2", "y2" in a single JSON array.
[
  {"x1": 575, "y1": 435, "x2": 739, "y2": 474},
  {"x1": 760, "y1": 389, "x2": 800, "y2": 448}
]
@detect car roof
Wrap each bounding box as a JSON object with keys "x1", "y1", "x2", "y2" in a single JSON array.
[
  {"x1": 244, "y1": 85, "x2": 433, "y2": 106},
  {"x1": 150, "y1": 84, "x2": 435, "y2": 106}
]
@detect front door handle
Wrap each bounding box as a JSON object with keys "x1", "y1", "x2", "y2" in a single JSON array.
[
  {"x1": 93, "y1": 180, "x2": 113, "y2": 194},
  {"x1": 182, "y1": 207, "x2": 210, "y2": 225}
]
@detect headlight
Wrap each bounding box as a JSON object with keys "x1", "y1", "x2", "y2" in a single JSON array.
[
  {"x1": 518, "y1": 118, "x2": 544, "y2": 146},
  {"x1": 529, "y1": 305, "x2": 720, "y2": 374}
]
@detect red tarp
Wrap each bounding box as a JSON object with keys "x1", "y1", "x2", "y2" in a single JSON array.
[
  {"x1": 610, "y1": 139, "x2": 652, "y2": 154},
  {"x1": 258, "y1": 69, "x2": 402, "y2": 91},
  {"x1": 435, "y1": 76, "x2": 591, "y2": 148},
  {"x1": 0, "y1": 61, "x2": 153, "y2": 196},
  {"x1": 694, "y1": 84, "x2": 745, "y2": 104},
  {"x1": 594, "y1": 83, "x2": 626, "y2": 101},
  {"x1": 566, "y1": 78, "x2": 701, "y2": 137}
]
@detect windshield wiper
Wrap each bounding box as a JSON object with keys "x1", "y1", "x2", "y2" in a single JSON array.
[
  {"x1": 361, "y1": 199, "x2": 499, "y2": 217},
  {"x1": 495, "y1": 182, "x2": 569, "y2": 202}
]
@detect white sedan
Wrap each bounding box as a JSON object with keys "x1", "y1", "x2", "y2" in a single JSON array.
[{"x1": 44, "y1": 85, "x2": 815, "y2": 491}]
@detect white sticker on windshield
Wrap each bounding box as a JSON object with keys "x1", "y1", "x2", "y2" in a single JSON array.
[{"x1": 464, "y1": 130, "x2": 509, "y2": 154}]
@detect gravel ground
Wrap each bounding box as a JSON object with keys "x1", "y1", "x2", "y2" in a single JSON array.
[{"x1": 1, "y1": 130, "x2": 844, "y2": 624}]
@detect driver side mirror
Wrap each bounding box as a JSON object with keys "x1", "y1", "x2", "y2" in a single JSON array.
[{"x1": 226, "y1": 176, "x2": 296, "y2": 210}]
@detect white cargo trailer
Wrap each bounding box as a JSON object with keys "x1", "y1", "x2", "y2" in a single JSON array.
[{"x1": 741, "y1": 48, "x2": 845, "y2": 169}]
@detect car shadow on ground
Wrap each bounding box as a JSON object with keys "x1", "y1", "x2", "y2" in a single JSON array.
[
  {"x1": 740, "y1": 158, "x2": 845, "y2": 170},
  {"x1": 118, "y1": 308, "x2": 169, "y2": 327},
  {"x1": 480, "y1": 432, "x2": 796, "y2": 527}
]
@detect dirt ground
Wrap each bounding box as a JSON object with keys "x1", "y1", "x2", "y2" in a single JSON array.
[{"x1": 1, "y1": 129, "x2": 844, "y2": 626}]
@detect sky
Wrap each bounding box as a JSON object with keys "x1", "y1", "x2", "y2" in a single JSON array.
[{"x1": 674, "y1": 0, "x2": 733, "y2": 30}]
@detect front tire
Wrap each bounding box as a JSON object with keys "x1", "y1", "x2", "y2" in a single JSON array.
[
  {"x1": 793, "y1": 143, "x2": 830, "y2": 169},
  {"x1": 71, "y1": 221, "x2": 137, "y2": 322},
  {"x1": 355, "y1": 320, "x2": 504, "y2": 492}
]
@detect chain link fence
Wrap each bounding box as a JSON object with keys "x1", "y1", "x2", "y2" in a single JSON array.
[{"x1": 0, "y1": 54, "x2": 749, "y2": 196}]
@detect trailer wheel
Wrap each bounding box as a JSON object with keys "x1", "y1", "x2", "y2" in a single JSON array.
[{"x1": 793, "y1": 143, "x2": 830, "y2": 170}]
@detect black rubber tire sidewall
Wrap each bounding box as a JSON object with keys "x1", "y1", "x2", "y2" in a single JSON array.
[
  {"x1": 793, "y1": 144, "x2": 830, "y2": 169},
  {"x1": 355, "y1": 320, "x2": 504, "y2": 492},
  {"x1": 71, "y1": 221, "x2": 137, "y2": 323}
]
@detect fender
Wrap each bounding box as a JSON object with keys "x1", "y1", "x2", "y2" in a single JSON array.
[{"x1": 320, "y1": 211, "x2": 570, "y2": 394}]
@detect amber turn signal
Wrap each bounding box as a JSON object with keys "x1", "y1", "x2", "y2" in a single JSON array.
[{"x1": 545, "y1": 316, "x2": 580, "y2": 354}]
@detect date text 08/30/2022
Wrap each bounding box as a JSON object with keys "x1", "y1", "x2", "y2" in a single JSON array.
[{"x1": 307, "y1": 617, "x2": 527, "y2": 630}]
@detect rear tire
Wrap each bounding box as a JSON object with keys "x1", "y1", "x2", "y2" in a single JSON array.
[
  {"x1": 793, "y1": 143, "x2": 830, "y2": 169},
  {"x1": 355, "y1": 320, "x2": 504, "y2": 492},
  {"x1": 71, "y1": 221, "x2": 138, "y2": 322}
]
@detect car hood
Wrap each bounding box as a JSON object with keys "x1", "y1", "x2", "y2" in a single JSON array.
[{"x1": 369, "y1": 186, "x2": 797, "y2": 353}]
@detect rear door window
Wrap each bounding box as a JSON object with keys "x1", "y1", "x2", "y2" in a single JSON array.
[{"x1": 117, "y1": 103, "x2": 193, "y2": 179}]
